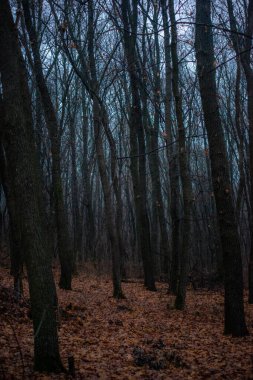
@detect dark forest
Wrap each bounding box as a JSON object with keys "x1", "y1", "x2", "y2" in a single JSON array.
[{"x1": 0, "y1": 0, "x2": 253, "y2": 378}]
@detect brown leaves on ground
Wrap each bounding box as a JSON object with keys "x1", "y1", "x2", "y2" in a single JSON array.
[{"x1": 0, "y1": 267, "x2": 253, "y2": 379}]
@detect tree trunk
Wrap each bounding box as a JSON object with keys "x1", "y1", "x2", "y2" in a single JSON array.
[
  {"x1": 121, "y1": 0, "x2": 156, "y2": 291},
  {"x1": 160, "y1": 0, "x2": 181, "y2": 292},
  {"x1": 195, "y1": 0, "x2": 248, "y2": 336},
  {"x1": 226, "y1": 0, "x2": 253, "y2": 304},
  {"x1": 148, "y1": 4, "x2": 170, "y2": 277},
  {"x1": 0, "y1": 0, "x2": 64, "y2": 370},
  {"x1": 169, "y1": 0, "x2": 193, "y2": 309},
  {"x1": 81, "y1": 92, "x2": 95, "y2": 259},
  {"x1": 69, "y1": 101, "x2": 82, "y2": 266},
  {"x1": 87, "y1": 0, "x2": 124, "y2": 298},
  {"x1": 0, "y1": 141, "x2": 23, "y2": 300},
  {"x1": 22, "y1": 0, "x2": 73, "y2": 290},
  {"x1": 93, "y1": 100, "x2": 124, "y2": 298}
]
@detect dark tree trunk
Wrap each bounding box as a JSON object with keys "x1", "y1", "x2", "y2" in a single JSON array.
[
  {"x1": 0, "y1": 0, "x2": 64, "y2": 370},
  {"x1": 195, "y1": 0, "x2": 248, "y2": 336},
  {"x1": 92, "y1": 100, "x2": 124, "y2": 298},
  {"x1": 148, "y1": 4, "x2": 170, "y2": 277},
  {"x1": 169, "y1": 0, "x2": 193, "y2": 309},
  {"x1": 81, "y1": 93, "x2": 95, "y2": 259},
  {"x1": 160, "y1": 0, "x2": 181, "y2": 292},
  {"x1": 121, "y1": 0, "x2": 156, "y2": 291},
  {"x1": 0, "y1": 141, "x2": 23, "y2": 300},
  {"x1": 87, "y1": 0, "x2": 124, "y2": 298},
  {"x1": 22, "y1": 0, "x2": 73, "y2": 290},
  {"x1": 69, "y1": 102, "x2": 82, "y2": 266},
  {"x1": 226, "y1": 0, "x2": 253, "y2": 304}
]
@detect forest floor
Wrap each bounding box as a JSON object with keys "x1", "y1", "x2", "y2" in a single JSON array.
[{"x1": 0, "y1": 266, "x2": 253, "y2": 380}]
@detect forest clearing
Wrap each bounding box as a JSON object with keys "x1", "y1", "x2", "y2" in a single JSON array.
[{"x1": 0, "y1": 265, "x2": 252, "y2": 379}]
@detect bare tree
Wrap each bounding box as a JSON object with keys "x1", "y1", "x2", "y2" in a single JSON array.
[
  {"x1": 21, "y1": 0, "x2": 73, "y2": 290},
  {"x1": 195, "y1": 0, "x2": 248, "y2": 336},
  {"x1": 226, "y1": 0, "x2": 253, "y2": 303},
  {"x1": 0, "y1": 0, "x2": 64, "y2": 370}
]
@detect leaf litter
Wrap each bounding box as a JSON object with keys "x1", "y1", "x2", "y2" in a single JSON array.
[{"x1": 0, "y1": 267, "x2": 252, "y2": 379}]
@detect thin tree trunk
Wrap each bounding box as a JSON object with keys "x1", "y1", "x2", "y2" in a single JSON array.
[
  {"x1": 148, "y1": 4, "x2": 170, "y2": 276},
  {"x1": 121, "y1": 0, "x2": 156, "y2": 291},
  {"x1": 87, "y1": 0, "x2": 124, "y2": 298},
  {"x1": 169, "y1": 0, "x2": 193, "y2": 309},
  {"x1": 69, "y1": 101, "x2": 82, "y2": 266},
  {"x1": 81, "y1": 94, "x2": 95, "y2": 259},
  {"x1": 161, "y1": 0, "x2": 181, "y2": 292}
]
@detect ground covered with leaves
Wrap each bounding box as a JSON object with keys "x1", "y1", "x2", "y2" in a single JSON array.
[{"x1": 0, "y1": 266, "x2": 253, "y2": 379}]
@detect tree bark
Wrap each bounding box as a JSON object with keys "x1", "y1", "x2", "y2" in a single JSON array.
[
  {"x1": 226, "y1": 0, "x2": 253, "y2": 303},
  {"x1": 0, "y1": 140, "x2": 23, "y2": 300},
  {"x1": 195, "y1": 0, "x2": 248, "y2": 336},
  {"x1": 169, "y1": 0, "x2": 193, "y2": 309},
  {"x1": 148, "y1": 3, "x2": 170, "y2": 276},
  {"x1": 121, "y1": 0, "x2": 156, "y2": 291},
  {"x1": 69, "y1": 100, "x2": 82, "y2": 266},
  {"x1": 81, "y1": 92, "x2": 95, "y2": 259},
  {"x1": 160, "y1": 0, "x2": 181, "y2": 292},
  {"x1": 22, "y1": 0, "x2": 73, "y2": 290},
  {"x1": 87, "y1": 0, "x2": 124, "y2": 298},
  {"x1": 0, "y1": 0, "x2": 64, "y2": 369}
]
